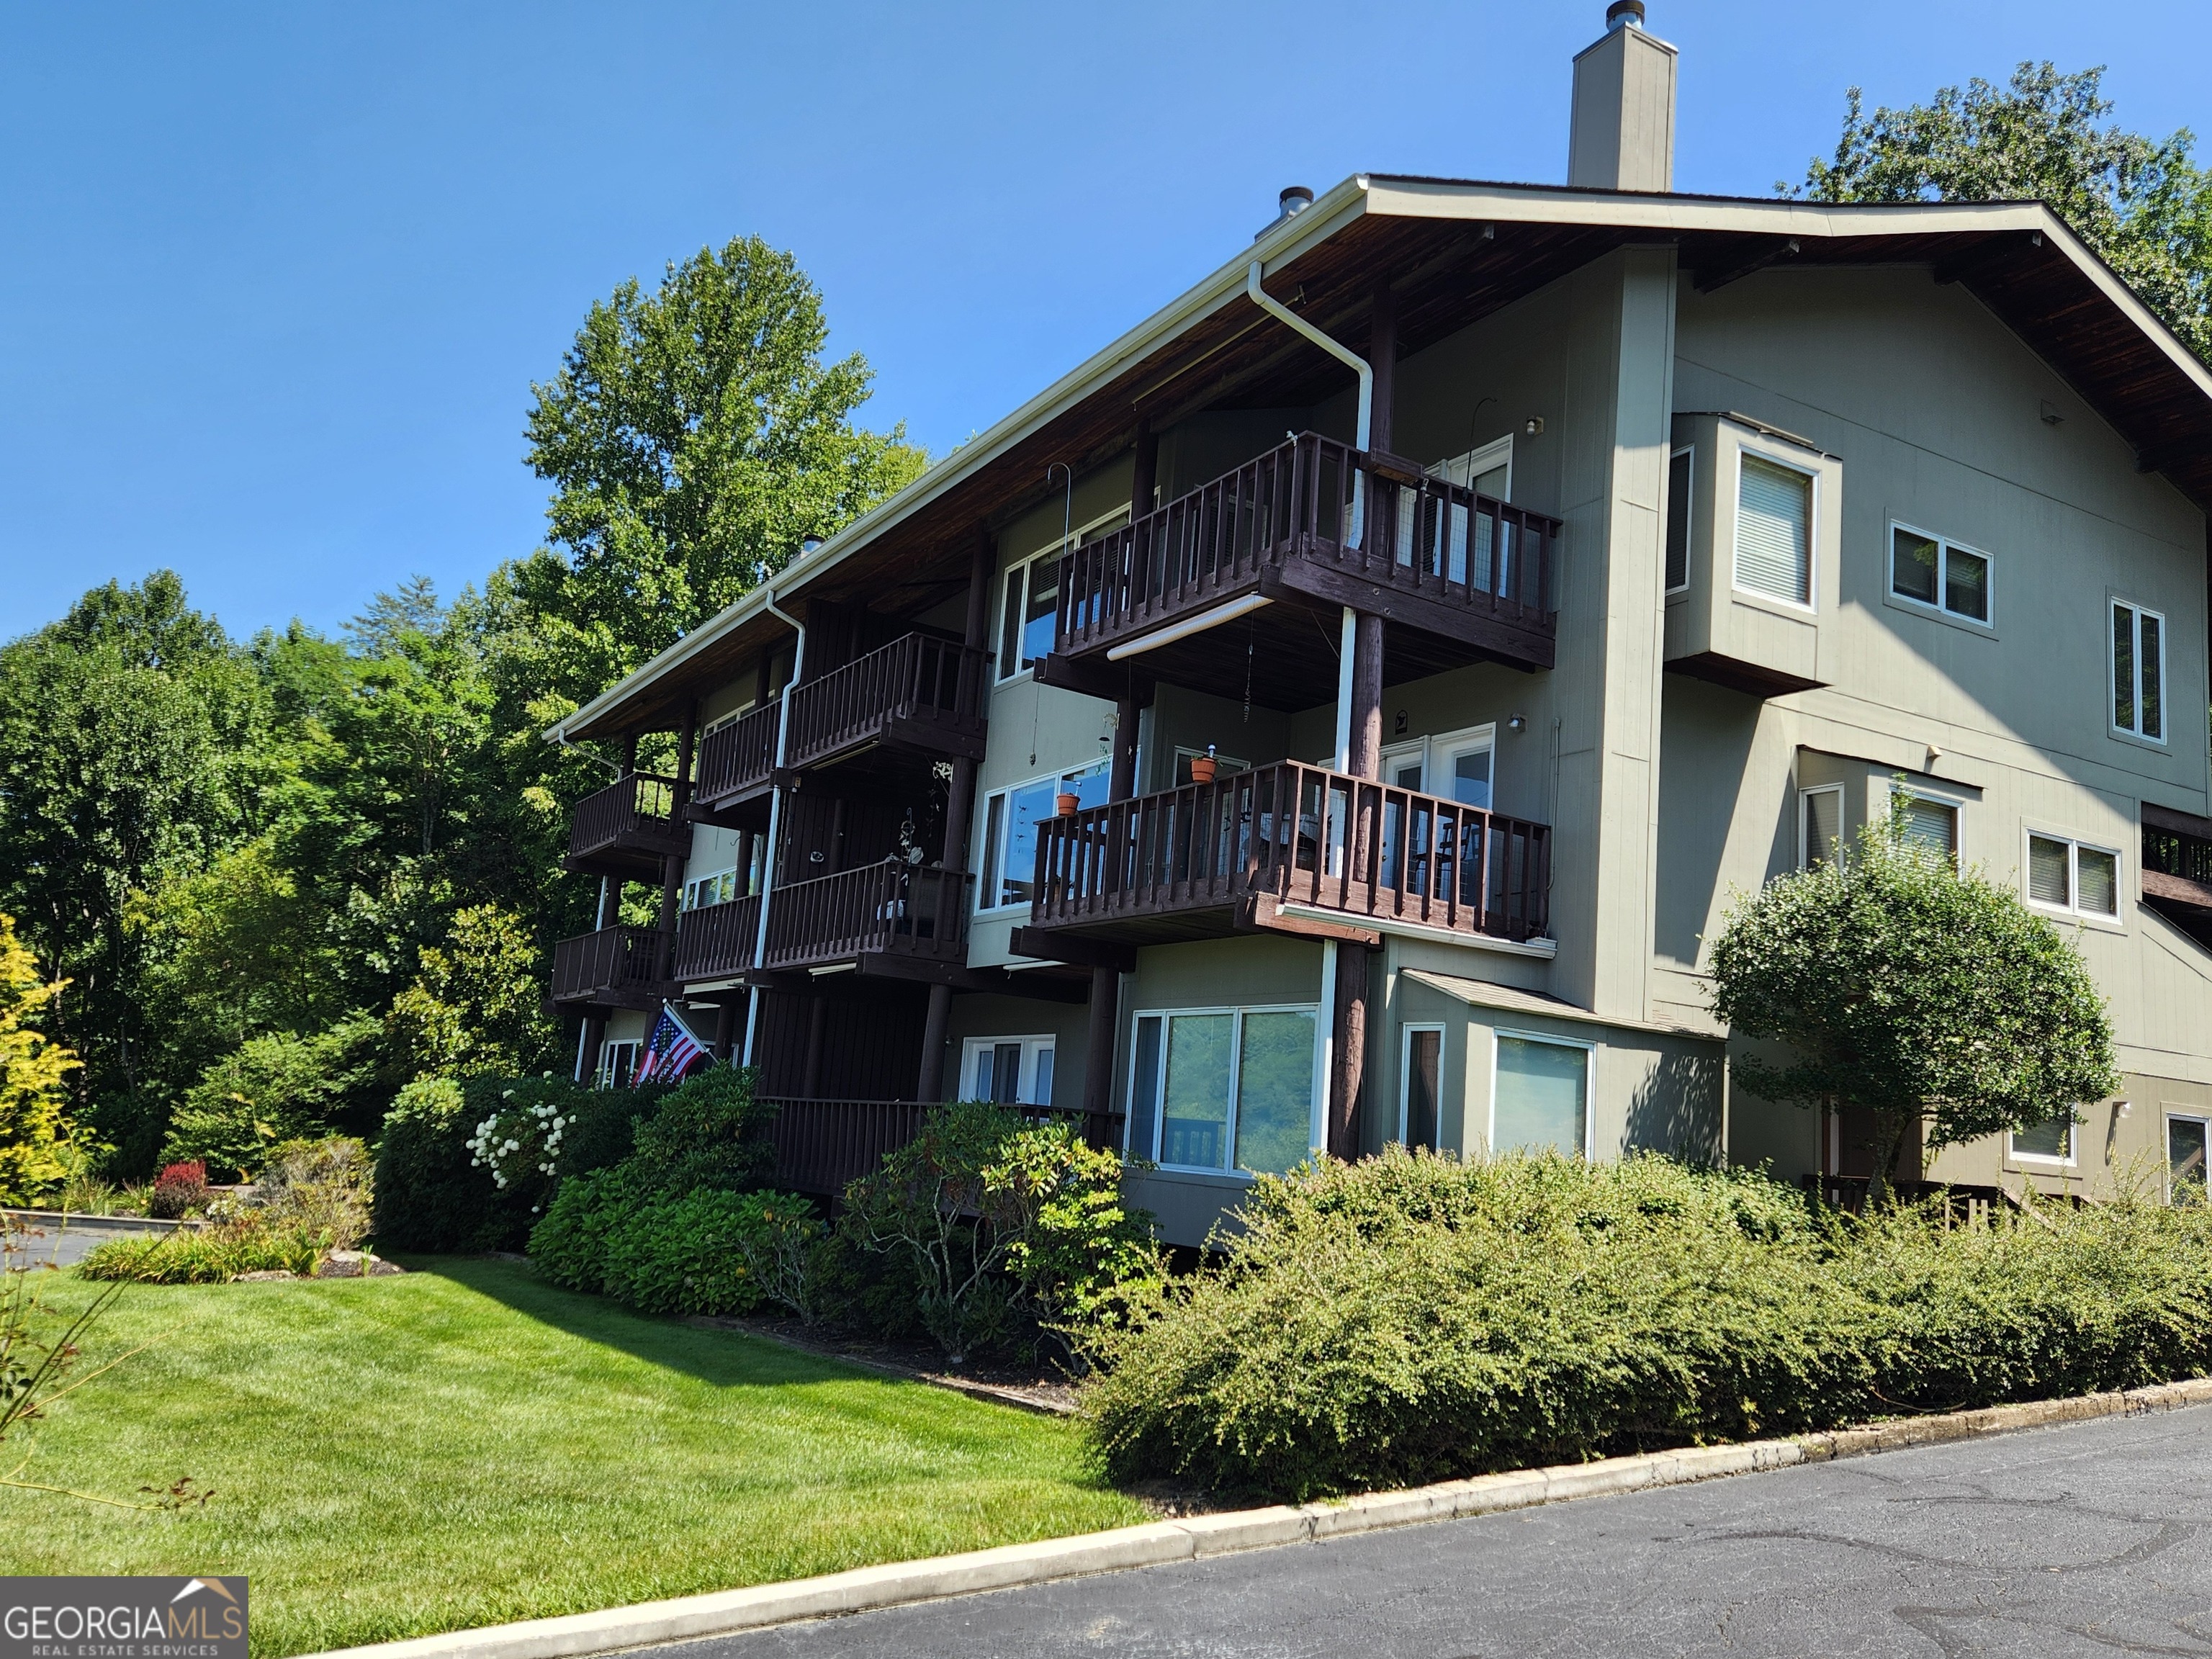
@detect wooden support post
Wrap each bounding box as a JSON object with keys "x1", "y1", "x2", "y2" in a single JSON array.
[
  {"x1": 1084, "y1": 964, "x2": 1119, "y2": 1146},
  {"x1": 802, "y1": 995, "x2": 826, "y2": 1098},
  {"x1": 711, "y1": 998, "x2": 737, "y2": 1063},
  {"x1": 917, "y1": 984, "x2": 952, "y2": 1103},
  {"x1": 965, "y1": 528, "x2": 994, "y2": 652},
  {"x1": 655, "y1": 702, "x2": 698, "y2": 980},
  {"x1": 1130, "y1": 416, "x2": 1158, "y2": 517},
  {"x1": 621, "y1": 732, "x2": 639, "y2": 775},
  {"x1": 1370, "y1": 282, "x2": 1397, "y2": 454},
  {"x1": 1110, "y1": 697, "x2": 1138, "y2": 800},
  {"x1": 674, "y1": 700, "x2": 698, "y2": 810}
]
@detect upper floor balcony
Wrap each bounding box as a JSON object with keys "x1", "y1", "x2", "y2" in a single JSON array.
[
  {"x1": 785, "y1": 631, "x2": 989, "y2": 777},
  {"x1": 565, "y1": 773, "x2": 690, "y2": 878},
  {"x1": 550, "y1": 925, "x2": 669, "y2": 1011},
  {"x1": 1025, "y1": 760, "x2": 1551, "y2": 950},
  {"x1": 691, "y1": 703, "x2": 780, "y2": 827},
  {"x1": 1049, "y1": 433, "x2": 1560, "y2": 709},
  {"x1": 669, "y1": 863, "x2": 976, "y2": 986}
]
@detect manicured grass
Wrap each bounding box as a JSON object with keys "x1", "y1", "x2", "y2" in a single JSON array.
[{"x1": 0, "y1": 1258, "x2": 1143, "y2": 1657}]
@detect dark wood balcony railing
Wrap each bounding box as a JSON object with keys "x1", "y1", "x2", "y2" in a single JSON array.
[
  {"x1": 567, "y1": 772, "x2": 688, "y2": 869},
  {"x1": 671, "y1": 893, "x2": 762, "y2": 982},
  {"x1": 1056, "y1": 432, "x2": 1559, "y2": 663},
  {"x1": 550, "y1": 925, "x2": 667, "y2": 1006},
  {"x1": 786, "y1": 632, "x2": 989, "y2": 771},
  {"x1": 758, "y1": 1098, "x2": 1125, "y2": 1194},
  {"x1": 1030, "y1": 760, "x2": 1550, "y2": 944},
  {"x1": 763, "y1": 863, "x2": 976, "y2": 972},
  {"x1": 693, "y1": 704, "x2": 780, "y2": 811}
]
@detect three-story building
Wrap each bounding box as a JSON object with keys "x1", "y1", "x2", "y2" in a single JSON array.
[{"x1": 547, "y1": 3, "x2": 2212, "y2": 1239}]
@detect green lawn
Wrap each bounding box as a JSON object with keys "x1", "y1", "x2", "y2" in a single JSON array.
[{"x1": 0, "y1": 1258, "x2": 1144, "y2": 1657}]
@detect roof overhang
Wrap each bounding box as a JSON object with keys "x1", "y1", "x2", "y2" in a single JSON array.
[{"x1": 552, "y1": 176, "x2": 2212, "y2": 743}]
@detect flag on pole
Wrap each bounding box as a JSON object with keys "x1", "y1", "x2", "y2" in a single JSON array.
[{"x1": 634, "y1": 1004, "x2": 707, "y2": 1086}]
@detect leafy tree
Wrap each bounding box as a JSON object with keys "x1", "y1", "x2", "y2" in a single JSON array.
[
  {"x1": 386, "y1": 904, "x2": 559, "y2": 1080},
  {"x1": 0, "y1": 573, "x2": 268, "y2": 1154},
  {"x1": 1795, "y1": 63, "x2": 2212, "y2": 361},
  {"x1": 160, "y1": 1016, "x2": 385, "y2": 1180},
  {"x1": 513, "y1": 235, "x2": 928, "y2": 705},
  {"x1": 0, "y1": 914, "x2": 80, "y2": 1201},
  {"x1": 1709, "y1": 793, "x2": 2121, "y2": 1202}
]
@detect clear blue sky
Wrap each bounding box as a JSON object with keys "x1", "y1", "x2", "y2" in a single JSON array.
[{"x1": 3, "y1": 1, "x2": 2206, "y2": 642}]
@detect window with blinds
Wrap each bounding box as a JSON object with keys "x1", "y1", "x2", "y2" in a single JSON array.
[
  {"x1": 1734, "y1": 454, "x2": 1812, "y2": 606},
  {"x1": 2026, "y1": 832, "x2": 2120, "y2": 920},
  {"x1": 1799, "y1": 785, "x2": 1843, "y2": 870},
  {"x1": 1894, "y1": 791, "x2": 1958, "y2": 867}
]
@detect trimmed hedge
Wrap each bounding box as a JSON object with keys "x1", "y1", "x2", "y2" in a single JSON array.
[{"x1": 1081, "y1": 1148, "x2": 2212, "y2": 1501}]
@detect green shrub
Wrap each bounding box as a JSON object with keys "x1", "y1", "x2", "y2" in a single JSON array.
[
  {"x1": 1080, "y1": 1150, "x2": 2212, "y2": 1501},
  {"x1": 464, "y1": 1074, "x2": 595, "y2": 1210},
  {"x1": 601, "y1": 1190, "x2": 767, "y2": 1316},
  {"x1": 252, "y1": 1136, "x2": 374, "y2": 1249},
  {"x1": 79, "y1": 1214, "x2": 331, "y2": 1283},
  {"x1": 624, "y1": 1065, "x2": 773, "y2": 1195},
  {"x1": 373, "y1": 1078, "x2": 524, "y2": 1251},
  {"x1": 840, "y1": 1100, "x2": 1161, "y2": 1362},
  {"x1": 161, "y1": 1017, "x2": 387, "y2": 1180},
  {"x1": 528, "y1": 1167, "x2": 642, "y2": 1292}
]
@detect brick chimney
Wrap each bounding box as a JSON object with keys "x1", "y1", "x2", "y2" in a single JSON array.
[{"x1": 1568, "y1": 1, "x2": 1678, "y2": 193}]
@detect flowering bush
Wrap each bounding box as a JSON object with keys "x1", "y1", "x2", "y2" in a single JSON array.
[{"x1": 464, "y1": 1075, "x2": 589, "y2": 1212}]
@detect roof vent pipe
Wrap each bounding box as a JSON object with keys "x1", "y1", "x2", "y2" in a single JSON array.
[
  {"x1": 799, "y1": 536, "x2": 824, "y2": 557},
  {"x1": 1606, "y1": 1, "x2": 1644, "y2": 28},
  {"x1": 1256, "y1": 184, "x2": 1315, "y2": 240}
]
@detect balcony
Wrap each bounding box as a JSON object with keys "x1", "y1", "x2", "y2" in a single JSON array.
[
  {"x1": 759, "y1": 1098, "x2": 1121, "y2": 1195},
  {"x1": 565, "y1": 773, "x2": 689, "y2": 878},
  {"x1": 1050, "y1": 433, "x2": 1560, "y2": 709},
  {"x1": 786, "y1": 632, "x2": 989, "y2": 777},
  {"x1": 762, "y1": 863, "x2": 974, "y2": 976},
  {"x1": 550, "y1": 925, "x2": 669, "y2": 1011},
  {"x1": 1027, "y1": 760, "x2": 1550, "y2": 949},
  {"x1": 2144, "y1": 805, "x2": 2212, "y2": 950},
  {"x1": 691, "y1": 703, "x2": 780, "y2": 827},
  {"x1": 670, "y1": 893, "x2": 763, "y2": 984}
]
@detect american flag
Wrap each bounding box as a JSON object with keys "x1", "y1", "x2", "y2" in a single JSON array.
[{"x1": 634, "y1": 1004, "x2": 708, "y2": 1086}]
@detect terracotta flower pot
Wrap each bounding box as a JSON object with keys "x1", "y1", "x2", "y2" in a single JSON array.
[
  {"x1": 1056, "y1": 792, "x2": 1081, "y2": 817},
  {"x1": 1188, "y1": 757, "x2": 1218, "y2": 785}
]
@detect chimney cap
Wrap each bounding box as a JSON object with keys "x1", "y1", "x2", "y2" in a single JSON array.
[
  {"x1": 1280, "y1": 184, "x2": 1314, "y2": 214},
  {"x1": 799, "y1": 535, "x2": 824, "y2": 555},
  {"x1": 1606, "y1": 0, "x2": 1645, "y2": 27}
]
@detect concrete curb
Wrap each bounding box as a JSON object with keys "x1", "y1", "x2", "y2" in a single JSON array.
[
  {"x1": 1, "y1": 1208, "x2": 193, "y2": 1236},
  {"x1": 305, "y1": 1375, "x2": 2212, "y2": 1659}
]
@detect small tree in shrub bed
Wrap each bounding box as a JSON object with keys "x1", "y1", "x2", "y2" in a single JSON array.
[
  {"x1": 840, "y1": 1100, "x2": 1162, "y2": 1362},
  {"x1": 145, "y1": 1160, "x2": 209, "y2": 1219}
]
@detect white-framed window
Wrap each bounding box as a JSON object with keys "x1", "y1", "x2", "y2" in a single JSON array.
[
  {"x1": 1888, "y1": 522, "x2": 1992, "y2": 626},
  {"x1": 1891, "y1": 783, "x2": 1961, "y2": 868},
  {"x1": 596, "y1": 1039, "x2": 641, "y2": 1089},
  {"x1": 1125, "y1": 1004, "x2": 1318, "y2": 1176},
  {"x1": 1489, "y1": 1029, "x2": 1593, "y2": 1157},
  {"x1": 1428, "y1": 434, "x2": 1512, "y2": 499},
  {"x1": 1733, "y1": 449, "x2": 1815, "y2": 609},
  {"x1": 961, "y1": 1035, "x2": 1056, "y2": 1107},
  {"x1": 1799, "y1": 784, "x2": 1844, "y2": 871},
  {"x1": 1380, "y1": 723, "x2": 1495, "y2": 807},
  {"x1": 682, "y1": 867, "x2": 742, "y2": 912},
  {"x1": 2111, "y1": 598, "x2": 2167, "y2": 744},
  {"x1": 977, "y1": 759, "x2": 1110, "y2": 911},
  {"x1": 2025, "y1": 830, "x2": 2121, "y2": 922},
  {"x1": 1664, "y1": 445, "x2": 1694, "y2": 594},
  {"x1": 2168, "y1": 1113, "x2": 2207, "y2": 1205},
  {"x1": 996, "y1": 508, "x2": 1128, "y2": 683},
  {"x1": 1399, "y1": 1024, "x2": 1444, "y2": 1151},
  {"x1": 701, "y1": 698, "x2": 758, "y2": 740},
  {"x1": 2009, "y1": 1111, "x2": 2077, "y2": 1166}
]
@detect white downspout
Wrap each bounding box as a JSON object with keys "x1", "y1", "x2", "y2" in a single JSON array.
[
  {"x1": 1248, "y1": 259, "x2": 1376, "y2": 1161},
  {"x1": 740, "y1": 591, "x2": 806, "y2": 1068}
]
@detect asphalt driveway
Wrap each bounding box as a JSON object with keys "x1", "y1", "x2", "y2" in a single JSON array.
[{"x1": 672, "y1": 1403, "x2": 2212, "y2": 1657}]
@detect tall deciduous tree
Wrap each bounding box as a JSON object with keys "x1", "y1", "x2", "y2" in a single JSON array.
[
  {"x1": 1709, "y1": 796, "x2": 2121, "y2": 1203},
  {"x1": 1796, "y1": 63, "x2": 2212, "y2": 361},
  {"x1": 513, "y1": 235, "x2": 927, "y2": 704}
]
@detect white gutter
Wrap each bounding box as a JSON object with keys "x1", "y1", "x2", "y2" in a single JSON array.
[
  {"x1": 1105, "y1": 593, "x2": 1273, "y2": 660},
  {"x1": 740, "y1": 590, "x2": 807, "y2": 1067},
  {"x1": 1244, "y1": 259, "x2": 1372, "y2": 450}
]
